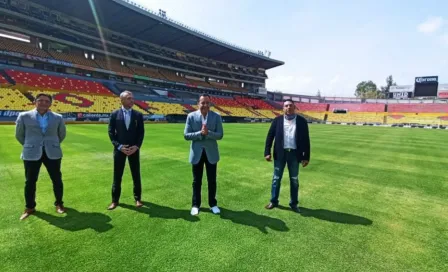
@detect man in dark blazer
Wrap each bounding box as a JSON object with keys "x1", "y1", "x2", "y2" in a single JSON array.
[
  {"x1": 264, "y1": 99, "x2": 310, "y2": 213},
  {"x1": 15, "y1": 93, "x2": 67, "y2": 220},
  {"x1": 107, "y1": 91, "x2": 145, "y2": 210}
]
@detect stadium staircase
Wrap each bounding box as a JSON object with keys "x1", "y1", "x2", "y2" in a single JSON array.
[
  {"x1": 298, "y1": 112, "x2": 322, "y2": 122},
  {"x1": 265, "y1": 100, "x2": 283, "y2": 110},
  {"x1": 212, "y1": 105, "x2": 232, "y2": 115},
  {"x1": 247, "y1": 107, "x2": 264, "y2": 117},
  {"x1": 0, "y1": 70, "x2": 15, "y2": 85},
  {"x1": 183, "y1": 104, "x2": 196, "y2": 113},
  {"x1": 22, "y1": 91, "x2": 35, "y2": 103}
]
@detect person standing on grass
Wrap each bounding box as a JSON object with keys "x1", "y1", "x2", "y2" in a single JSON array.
[
  {"x1": 107, "y1": 90, "x2": 145, "y2": 210},
  {"x1": 15, "y1": 93, "x2": 67, "y2": 220},
  {"x1": 264, "y1": 99, "x2": 310, "y2": 213},
  {"x1": 184, "y1": 94, "x2": 223, "y2": 216}
]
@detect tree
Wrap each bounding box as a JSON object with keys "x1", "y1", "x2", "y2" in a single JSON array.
[
  {"x1": 355, "y1": 80, "x2": 378, "y2": 98},
  {"x1": 380, "y1": 75, "x2": 396, "y2": 97}
]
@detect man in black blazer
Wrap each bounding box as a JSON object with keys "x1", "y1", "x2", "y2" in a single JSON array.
[
  {"x1": 264, "y1": 99, "x2": 310, "y2": 213},
  {"x1": 107, "y1": 91, "x2": 145, "y2": 210}
]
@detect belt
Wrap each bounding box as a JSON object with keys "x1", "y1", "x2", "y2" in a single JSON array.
[{"x1": 285, "y1": 148, "x2": 296, "y2": 152}]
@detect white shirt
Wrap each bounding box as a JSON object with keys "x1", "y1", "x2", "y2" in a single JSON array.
[
  {"x1": 283, "y1": 115, "x2": 297, "y2": 149},
  {"x1": 122, "y1": 106, "x2": 132, "y2": 130},
  {"x1": 200, "y1": 111, "x2": 208, "y2": 126}
]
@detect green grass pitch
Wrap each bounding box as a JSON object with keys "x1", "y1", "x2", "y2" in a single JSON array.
[{"x1": 0, "y1": 123, "x2": 447, "y2": 271}]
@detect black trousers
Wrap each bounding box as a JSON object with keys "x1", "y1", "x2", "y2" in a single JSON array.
[
  {"x1": 112, "y1": 150, "x2": 141, "y2": 203},
  {"x1": 192, "y1": 150, "x2": 217, "y2": 208},
  {"x1": 24, "y1": 149, "x2": 63, "y2": 209}
]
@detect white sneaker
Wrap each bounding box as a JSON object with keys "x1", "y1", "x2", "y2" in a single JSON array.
[
  {"x1": 210, "y1": 206, "x2": 220, "y2": 214},
  {"x1": 190, "y1": 207, "x2": 199, "y2": 216}
]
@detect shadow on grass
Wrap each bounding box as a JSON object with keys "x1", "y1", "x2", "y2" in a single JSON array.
[
  {"x1": 34, "y1": 207, "x2": 113, "y2": 233},
  {"x1": 119, "y1": 201, "x2": 199, "y2": 222},
  {"x1": 278, "y1": 206, "x2": 373, "y2": 225},
  {"x1": 218, "y1": 208, "x2": 289, "y2": 234}
]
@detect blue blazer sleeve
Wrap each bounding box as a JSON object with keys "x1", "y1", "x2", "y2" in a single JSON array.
[
  {"x1": 206, "y1": 114, "x2": 223, "y2": 140},
  {"x1": 184, "y1": 114, "x2": 202, "y2": 141}
]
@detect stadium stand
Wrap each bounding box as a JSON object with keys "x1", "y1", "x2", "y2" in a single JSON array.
[
  {"x1": 0, "y1": 88, "x2": 34, "y2": 111},
  {"x1": 0, "y1": 74, "x2": 9, "y2": 85},
  {"x1": 5, "y1": 69, "x2": 113, "y2": 95},
  {"x1": 0, "y1": 69, "x2": 150, "y2": 114},
  {"x1": 94, "y1": 57, "x2": 134, "y2": 74},
  {"x1": 148, "y1": 101, "x2": 187, "y2": 115},
  {"x1": 388, "y1": 104, "x2": 448, "y2": 113},
  {"x1": 235, "y1": 97, "x2": 275, "y2": 109},
  {"x1": 328, "y1": 103, "x2": 385, "y2": 112},
  {"x1": 327, "y1": 112, "x2": 385, "y2": 124},
  {"x1": 47, "y1": 50, "x2": 100, "y2": 68},
  {"x1": 0, "y1": 37, "x2": 50, "y2": 58},
  {"x1": 326, "y1": 103, "x2": 386, "y2": 123},
  {"x1": 129, "y1": 65, "x2": 165, "y2": 80},
  {"x1": 1, "y1": 0, "x2": 447, "y2": 127},
  {"x1": 386, "y1": 104, "x2": 448, "y2": 125}
]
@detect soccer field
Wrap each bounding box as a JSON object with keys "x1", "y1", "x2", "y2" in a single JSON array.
[{"x1": 0, "y1": 123, "x2": 447, "y2": 272}]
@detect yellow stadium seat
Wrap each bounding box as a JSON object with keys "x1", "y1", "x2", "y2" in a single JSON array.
[
  {"x1": 386, "y1": 113, "x2": 448, "y2": 126},
  {"x1": 327, "y1": 112, "x2": 384, "y2": 123},
  {"x1": 27, "y1": 90, "x2": 147, "y2": 114},
  {"x1": 0, "y1": 88, "x2": 34, "y2": 111},
  {"x1": 148, "y1": 102, "x2": 187, "y2": 115}
]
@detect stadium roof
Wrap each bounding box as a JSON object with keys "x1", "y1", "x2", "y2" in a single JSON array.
[{"x1": 30, "y1": 0, "x2": 284, "y2": 70}]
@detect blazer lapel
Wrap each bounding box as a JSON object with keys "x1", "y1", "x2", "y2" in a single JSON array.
[
  {"x1": 279, "y1": 115, "x2": 285, "y2": 138},
  {"x1": 130, "y1": 109, "x2": 136, "y2": 130},
  {"x1": 195, "y1": 110, "x2": 201, "y2": 124},
  {"x1": 118, "y1": 109, "x2": 127, "y2": 131}
]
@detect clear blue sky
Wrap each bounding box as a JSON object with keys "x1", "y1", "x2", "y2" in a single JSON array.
[{"x1": 134, "y1": 0, "x2": 448, "y2": 97}]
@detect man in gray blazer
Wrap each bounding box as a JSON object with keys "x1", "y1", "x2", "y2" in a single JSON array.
[
  {"x1": 184, "y1": 94, "x2": 224, "y2": 216},
  {"x1": 15, "y1": 93, "x2": 67, "y2": 220}
]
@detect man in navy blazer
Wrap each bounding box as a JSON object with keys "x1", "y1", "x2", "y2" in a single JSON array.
[
  {"x1": 107, "y1": 91, "x2": 145, "y2": 210},
  {"x1": 184, "y1": 94, "x2": 224, "y2": 216},
  {"x1": 264, "y1": 99, "x2": 310, "y2": 213}
]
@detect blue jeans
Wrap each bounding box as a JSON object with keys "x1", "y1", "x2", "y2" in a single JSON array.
[{"x1": 270, "y1": 150, "x2": 300, "y2": 207}]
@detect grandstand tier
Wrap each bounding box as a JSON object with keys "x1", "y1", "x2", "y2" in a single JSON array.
[
  {"x1": 0, "y1": 88, "x2": 34, "y2": 111},
  {"x1": 5, "y1": 70, "x2": 113, "y2": 95},
  {"x1": 327, "y1": 112, "x2": 385, "y2": 124},
  {"x1": 296, "y1": 103, "x2": 328, "y2": 111},
  {"x1": 328, "y1": 103, "x2": 385, "y2": 112},
  {"x1": 388, "y1": 104, "x2": 448, "y2": 113},
  {"x1": 386, "y1": 113, "x2": 448, "y2": 125}
]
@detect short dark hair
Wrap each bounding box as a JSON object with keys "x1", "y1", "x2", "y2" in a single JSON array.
[
  {"x1": 35, "y1": 93, "x2": 52, "y2": 103},
  {"x1": 283, "y1": 98, "x2": 294, "y2": 104},
  {"x1": 198, "y1": 93, "x2": 211, "y2": 102}
]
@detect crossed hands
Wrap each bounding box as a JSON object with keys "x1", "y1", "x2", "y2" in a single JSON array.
[
  {"x1": 120, "y1": 145, "x2": 139, "y2": 156},
  {"x1": 264, "y1": 155, "x2": 309, "y2": 167},
  {"x1": 201, "y1": 124, "x2": 208, "y2": 136}
]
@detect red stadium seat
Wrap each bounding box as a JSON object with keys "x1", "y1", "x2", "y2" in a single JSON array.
[
  {"x1": 388, "y1": 104, "x2": 448, "y2": 113},
  {"x1": 328, "y1": 103, "x2": 385, "y2": 112},
  {"x1": 6, "y1": 69, "x2": 113, "y2": 95}
]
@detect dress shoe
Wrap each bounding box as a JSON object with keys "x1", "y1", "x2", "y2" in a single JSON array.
[
  {"x1": 136, "y1": 201, "x2": 143, "y2": 207},
  {"x1": 290, "y1": 205, "x2": 301, "y2": 213},
  {"x1": 20, "y1": 208, "x2": 35, "y2": 220},
  {"x1": 107, "y1": 202, "x2": 118, "y2": 210},
  {"x1": 56, "y1": 205, "x2": 66, "y2": 214},
  {"x1": 265, "y1": 202, "x2": 278, "y2": 210}
]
